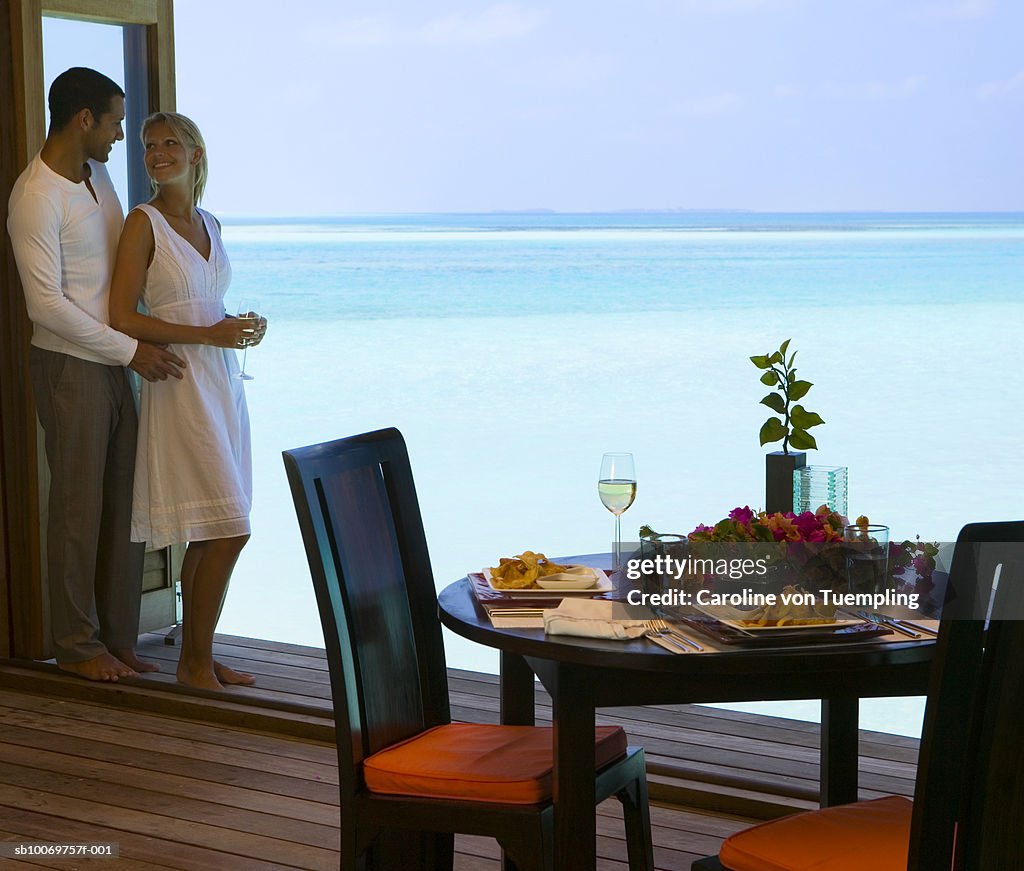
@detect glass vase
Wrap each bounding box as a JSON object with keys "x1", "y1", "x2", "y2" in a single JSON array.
[{"x1": 793, "y1": 465, "x2": 848, "y2": 517}]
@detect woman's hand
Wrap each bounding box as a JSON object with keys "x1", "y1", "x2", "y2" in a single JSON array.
[{"x1": 205, "y1": 317, "x2": 257, "y2": 349}]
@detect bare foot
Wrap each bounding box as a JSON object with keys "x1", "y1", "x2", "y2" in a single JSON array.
[
  {"x1": 111, "y1": 648, "x2": 161, "y2": 673},
  {"x1": 214, "y1": 660, "x2": 256, "y2": 686},
  {"x1": 176, "y1": 660, "x2": 224, "y2": 691},
  {"x1": 59, "y1": 652, "x2": 137, "y2": 682}
]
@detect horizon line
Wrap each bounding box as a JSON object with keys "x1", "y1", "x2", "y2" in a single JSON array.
[{"x1": 213, "y1": 208, "x2": 1024, "y2": 221}]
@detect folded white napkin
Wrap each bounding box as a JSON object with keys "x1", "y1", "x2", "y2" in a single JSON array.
[{"x1": 543, "y1": 598, "x2": 647, "y2": 640}]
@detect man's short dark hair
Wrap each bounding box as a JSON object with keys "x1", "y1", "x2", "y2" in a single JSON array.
[{"x1": 48, "y1": 67, "x2": 124, "y2": 134}]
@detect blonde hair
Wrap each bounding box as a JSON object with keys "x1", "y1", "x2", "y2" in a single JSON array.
[{"x1": 142, "y1": 111, "x2": 209, "y2": 204}]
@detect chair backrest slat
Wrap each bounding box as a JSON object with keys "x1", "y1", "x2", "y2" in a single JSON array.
[
  {"x1": 959, "y1": 551, "x2": 1024, "y2": 868},
  {"x1": 316, "y1": 462, "x2": 426, "y2": 750},
  {"x1": 909, "y1": 520, "x2": 1024, "y2": 871},
  {"x1": 284, "y1": 429, "x2": 452, "y2": 798}
]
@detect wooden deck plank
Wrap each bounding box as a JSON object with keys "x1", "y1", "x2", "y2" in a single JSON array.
[
  {"x1": 0, "y1": 740, "x2": 338, "y2": 826},
  {"x1": 0, "y1": 805, "x2": 299, "y2": 871},
  {"x1": 190, "y1": 632, "x2": 328, "y2": 660},
  {"x1": 0, "y1": 664, "x2": 334, "y2": 741},
  {"x1": 0, "y1": 827, "x2": 188, "y2": 870},
  {"x1": 0, "y1": 703, "x2": 337, "y2": 784},
  {"x1": 137, "y1": 646, "x2": 331, "y2": 688},
  {"x1": 0, "y1": 759, "x2": 338, "y2": 849},
  {"x1": 131, "y1": 670, "x2": 333, "y2": 708},
  {"x1": 139, "y1": 633, "x2": 329, "y2": 667},
  {"x1": 0, "y1": 689, "x2": 333, "y2": 764},
  {"x1": 0, "y1": 784, "x2": 338, "y2": 870},
  {"x1": 0, "y1": 723, "x2": 338, "y2": 805}
]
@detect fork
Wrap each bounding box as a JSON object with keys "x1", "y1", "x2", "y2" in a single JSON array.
[
  {"x1": 643, "y1": 619, "x2": 701, "y2": 652},
  {"x1": 643, "y1": 623, "x2": 688, "y2": 653},
  {"x1": 648, "y1": 618, "x2": 704, "y2": 652}
]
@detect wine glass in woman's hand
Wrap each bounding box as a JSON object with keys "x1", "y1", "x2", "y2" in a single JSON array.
[{"x1": 233, "y1": 300, "x2": 258, "y2": 381}]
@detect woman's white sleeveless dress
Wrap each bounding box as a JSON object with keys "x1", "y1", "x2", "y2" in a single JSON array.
[{"x1": 130, "y1": 203, "x2": 251, "y2": 549}]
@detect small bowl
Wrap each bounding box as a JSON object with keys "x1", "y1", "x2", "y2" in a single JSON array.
[{"x1": 536, "y1": 567, "x2": 597, "y2": 590}]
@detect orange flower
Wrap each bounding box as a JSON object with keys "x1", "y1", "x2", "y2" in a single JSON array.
[{"x1": 762, "y1": 513, "x2": 801, "y2": 541}]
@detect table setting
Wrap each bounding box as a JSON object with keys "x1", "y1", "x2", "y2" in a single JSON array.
[
  {"x1": 468, "y1": 509, "x2": 941, "y2": 653},
  {"x1": 468, "y1": 555, "x2": 939, "y2": 652}
]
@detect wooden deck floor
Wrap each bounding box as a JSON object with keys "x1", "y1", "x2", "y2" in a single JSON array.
[{"x1": 0, "y1": 632, "x2": 922, "y2": 869}]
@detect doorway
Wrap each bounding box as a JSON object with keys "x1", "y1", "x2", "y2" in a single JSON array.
[{"x1": 0, "y1": 0, "x2": 178, "y2": 658}]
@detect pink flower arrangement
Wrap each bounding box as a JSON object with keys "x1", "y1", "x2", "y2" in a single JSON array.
[
  {"x1": 890, "y1": 537, "x2": 941, "y2": 587},
  {"x1": 688, "y1": 505, "x2": 848, "y2": 544},
  {"x1": 687, "y1": 506, "x2": 941, "y2": 590}
]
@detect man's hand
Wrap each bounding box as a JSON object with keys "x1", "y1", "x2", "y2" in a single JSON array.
[{"x1": 129, "y1": 341, "x2": 186, "y2": 381}]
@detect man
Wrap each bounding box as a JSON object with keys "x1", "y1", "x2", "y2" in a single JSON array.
[{"x1": 7, "y1": 67, "x2": 186, "y2": 681}]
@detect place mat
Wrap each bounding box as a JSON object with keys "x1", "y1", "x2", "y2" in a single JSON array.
[
  {"x1": 672, "y1": 612, "x2": 895, "y2": 647},
  {"x1": 488, "y1": 613, "x2": 547, "y2": 629}
]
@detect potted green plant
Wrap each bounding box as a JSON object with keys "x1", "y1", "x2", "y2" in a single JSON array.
[{"x1": 751, "y1": 339, "x2": 825, "y2": 512}]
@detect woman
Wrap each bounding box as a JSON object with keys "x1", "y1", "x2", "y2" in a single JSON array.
[{"x1": 110, "y1": 111, "x2": 266, "y2": 691}]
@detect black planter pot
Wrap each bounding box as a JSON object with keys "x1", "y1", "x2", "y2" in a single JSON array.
[{"x1": 765, "y1": 451, "x2": 806, "y2": 514}]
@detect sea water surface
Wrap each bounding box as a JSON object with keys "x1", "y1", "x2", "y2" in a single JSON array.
[{"x1": 215, "y1": 211, "x2": 1024, "y2": 737}]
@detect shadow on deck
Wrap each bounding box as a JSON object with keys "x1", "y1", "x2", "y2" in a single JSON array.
[{"x1": 0, "y1": 632, "x2": 921, "y2": 869}]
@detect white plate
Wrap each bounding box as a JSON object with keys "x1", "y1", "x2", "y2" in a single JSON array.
[
  {"x1": 483, "y1": 567, "x2": 611, "y2": 596},
  {"x1": 694, "y1": 602, "x2": 863, "y2": 632}
]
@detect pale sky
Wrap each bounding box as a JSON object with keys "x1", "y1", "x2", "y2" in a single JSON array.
[{"x1": 47, "y1": 0, "x2": 1024, "y2": 214}]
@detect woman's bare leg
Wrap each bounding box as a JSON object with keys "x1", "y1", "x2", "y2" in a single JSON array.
[
  {"x1": 177, "y1": 540, "x2": 204, "y2": 673},
  {"x1": 176, "y1": 535, "x2": 252, "y2": 690}
]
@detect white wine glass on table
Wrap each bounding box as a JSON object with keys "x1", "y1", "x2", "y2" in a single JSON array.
[
  {"x1": 233, "y1": 299, "x2": 258, "y2": 381},
  {"x1": 599, "y1": 452, "x2": 636, "y2": 570}
]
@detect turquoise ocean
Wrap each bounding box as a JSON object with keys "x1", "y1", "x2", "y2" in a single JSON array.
[{"x1": 215, "y1": 211, "x2": 1024, "y2": 737}]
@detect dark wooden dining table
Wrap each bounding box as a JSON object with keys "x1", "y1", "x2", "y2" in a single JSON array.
[{"x1": 437, "y1": 557, "x2": 936, "y2": 871}]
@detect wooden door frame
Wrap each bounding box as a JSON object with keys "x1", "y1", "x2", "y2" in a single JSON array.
[{"x1": 0, "y1": 0, "x2": 175, "y2": 658}]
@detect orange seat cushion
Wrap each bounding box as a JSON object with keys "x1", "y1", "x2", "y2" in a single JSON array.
[
  {"x1": 363, "y1": 723, "x2": 627, "y2": 805},
  {"x1": 719, "y1": 795, "x2": 913, "y2": 871}
]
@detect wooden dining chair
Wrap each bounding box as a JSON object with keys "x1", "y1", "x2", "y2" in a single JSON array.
[
  {"x1": 283, "y1": 427, "x2": 655, "y2": 871},
  {"x1": 692, "y1": 519, "x2": 1024, "y2": 871}
]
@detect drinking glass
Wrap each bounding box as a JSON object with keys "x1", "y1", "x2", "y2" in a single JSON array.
[
  {"x1": 233, "y1": 300, "x2": 258, "y2": 381},
  {"x1": 844, "y1": 524, "x2": 890, "y2": 595},
  {"x1": 598, "y1": 452, "x2": 636, "y2": 570}
]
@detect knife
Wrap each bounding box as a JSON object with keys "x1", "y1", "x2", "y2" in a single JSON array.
[
  {"x1": 855, "y1": 611, "x2": 921, "y2": 638},
  {"x1": 646, "y1": 632, "x2": 688, "y2": 654},
  {"x1": 662, "y1": 626, "x2": 705, "y2": 652},
  {"x1": 892, "y1": 618, "x2": 938, "y2": 636}
]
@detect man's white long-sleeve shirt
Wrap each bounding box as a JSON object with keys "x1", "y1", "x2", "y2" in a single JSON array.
[{"x1": 7, "y1": 154, "x2": 137, "y2": 366}]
